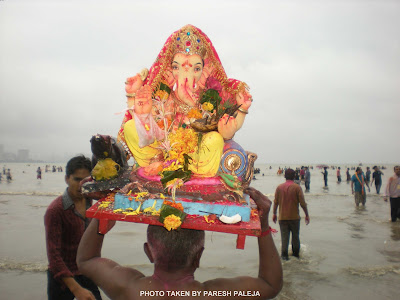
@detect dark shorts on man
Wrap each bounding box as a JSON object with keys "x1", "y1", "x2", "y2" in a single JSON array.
[{"x1": 390, "y1": 197, "x2": 400, "y2": 222}]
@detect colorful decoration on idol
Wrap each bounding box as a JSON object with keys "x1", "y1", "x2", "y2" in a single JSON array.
[{"x1": 85, "y1": 25, "x2": 258, "y2": 231}]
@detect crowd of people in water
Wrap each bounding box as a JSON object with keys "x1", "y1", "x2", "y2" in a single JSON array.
[
  {"x1": 1, "y1": 166, "x2": 13, "y2": 182},
  {"x1": 272, "y1": 164, "x2": 388, "y2": 194},
  {"x1": 1, "y1": 164, "x2": 64, "y2": 182}
]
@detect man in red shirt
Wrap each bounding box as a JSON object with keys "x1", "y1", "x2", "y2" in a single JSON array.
[
  {"x1": 273, "y1": 169, "x2": 310, "y2": 260},
  {"x1": 44, "y1": 155, "x2": 101, "y2": 300}
]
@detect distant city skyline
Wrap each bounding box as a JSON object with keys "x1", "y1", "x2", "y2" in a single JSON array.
[{"x1": 0, "y1": 144, "x2": 90, "y2": 163}]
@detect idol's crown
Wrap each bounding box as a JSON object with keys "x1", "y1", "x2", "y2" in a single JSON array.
[{"x1": 173, "y1": 25, "x2": 206, "y2": 58}]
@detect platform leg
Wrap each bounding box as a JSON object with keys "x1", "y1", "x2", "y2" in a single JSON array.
[
  {"x1": 98, "y1": 219, "x2": 110, "y2": 235},
  {"x1": 236, "y1": 234, "x2": 246, "y2": 249}
]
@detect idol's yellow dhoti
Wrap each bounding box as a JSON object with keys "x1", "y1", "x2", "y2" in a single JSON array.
[
  {"x1": 124, "y1": 120, "x2": 223, "y2": 177},
  {"x1": 189, "y1": 131, "x2": 224, "y2": 177},
  {"x1": 124, "y1": 119, "x2": 162, "y2": 167}
]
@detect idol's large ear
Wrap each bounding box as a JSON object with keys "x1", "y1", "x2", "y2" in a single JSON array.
[{"x1": 144, "y1": 243, "x2": 154, "y2": 263}]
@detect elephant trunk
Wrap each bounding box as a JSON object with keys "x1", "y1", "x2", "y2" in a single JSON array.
[{"x1": 175, "y1": 77, "x2": 198, "y2": 106}]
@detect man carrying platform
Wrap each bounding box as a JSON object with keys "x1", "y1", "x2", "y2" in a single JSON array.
[{"x1": 77, "y1": 187, "x2": 283, "y2": 299}]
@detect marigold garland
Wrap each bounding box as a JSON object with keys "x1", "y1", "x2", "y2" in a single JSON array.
[
  {"x1": 187, "y1": 108, "x2": 203, "y2": 119},
  {"x1": 162, "y1": 127, "x2": 197, "y2": 167}
]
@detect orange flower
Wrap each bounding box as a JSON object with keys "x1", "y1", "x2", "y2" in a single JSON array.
[
  {"x1": 163, "y1": 200, "x2": 184, "y2": 211},
  {"x1": 163, "y1": 214, "x2": 182, "y2": 231},
  {"x1": 157, "y1": 118, "x2": 172, "y2": 130},
  {"x1": 187, "y1": 108, "x2": 202, "y2": 119}
]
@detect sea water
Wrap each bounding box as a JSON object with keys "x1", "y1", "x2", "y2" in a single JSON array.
[{"x1": 0, "y1": 163, "x2": 399, "y2": 299}]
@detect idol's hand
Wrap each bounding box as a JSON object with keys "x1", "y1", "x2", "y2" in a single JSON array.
[
  {"x1": 125, "y1": 74, "x2": 143, "y2": 94},
  {"x1": 134, "y1": 85, "x2": 153, "y2": 115},
  {"x1": 218, "y1": 114, "x2": 237, "y2": 140},
  {"x1": 236, "y1": 90, "x2": 253, "y2": 111}
]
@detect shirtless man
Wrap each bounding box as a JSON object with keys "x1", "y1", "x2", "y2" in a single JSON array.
[{"x1": 77, "y1": 187, "x2": 283, "y2": 299}]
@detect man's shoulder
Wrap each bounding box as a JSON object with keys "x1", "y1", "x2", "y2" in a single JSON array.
[
  {"x1": 276, "y1": 182, "x2": 287, "y2": 190},
  {"x1": 45, "y1": 195, "x2": 64, "y2": 215},
  {"x1": 292, "y1": 183, "x2": 303, "y2": 192}
]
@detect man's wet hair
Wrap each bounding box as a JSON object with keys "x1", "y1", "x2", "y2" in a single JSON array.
[
  {"x1": 66, "y1": 155, "x2": 92, "y2": 177},
  {"x1": 356, "y1": 167, "x2": 362, "y2": 172},
  {"x1": 147, "y1": 225, "x2": 205, "y2": 271},
  {"x1": 284, "y1": 169, "x2": 295, "y2": 180}
]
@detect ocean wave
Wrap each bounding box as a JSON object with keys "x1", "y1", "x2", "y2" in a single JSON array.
[
  {"x1": 344, "y1": 265, "x2": 400, "y2": 278},
  {"x1": 0, "y1": 259, "x2": 48, "y2": 273},
  {"x1": 0, "y1": 191, "x2": 60, "y2": 197}
]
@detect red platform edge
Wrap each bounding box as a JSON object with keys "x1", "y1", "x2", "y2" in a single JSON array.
[{"x1": 86, "y1": 200, "x2": 262, "y2": 249}]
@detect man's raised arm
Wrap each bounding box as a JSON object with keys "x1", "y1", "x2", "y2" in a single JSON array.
[
  {"x1": 77, "y1": 219, "x2": 144, "y2": 299},
  {"x1": 204, "y1": 187, "x2": 283, "y2": 299}
]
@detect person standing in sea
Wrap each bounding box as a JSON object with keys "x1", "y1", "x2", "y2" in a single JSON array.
[
  {"x1": 371, "y1": 166, "x2": 384, "y2": 194},
  {"x1": 322, "y1": 167, "x2": 328, "y2": 188},
  {"x1": 6, "y1": 169, "x2": 12, "y2": 182},
  {"x1": 346, "y1": 168, "x2": 351, "y2": 182},
  {"x1": 384, "y1": 165, "x2": 400, "y2": 222},
  {"x1": 44, "y1": 155, "x2": 101, "y2": 300},
  {"x1": 365, "y1": 167, "x2": 371, "y2": 184},
  {"x1": 300, "y1": 167, "x2": 305, "y2": 180},
  {"x1": 273, "y1": 169, "x2": 310, "y2": 260},
  {"x1": 351, "y1": 167, "x2": 370, "y2": 207},
  {"x1": 337, "y1": 167, "x2": 342, "y2": 183},
  {"x1": 37, "y1": 167, "x2": 42, "y2": 180},
  {"x1": 304, "y1": 166, "x2": 311, "y2": 192}
]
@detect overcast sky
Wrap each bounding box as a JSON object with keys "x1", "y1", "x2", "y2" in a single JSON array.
[{"x1": 1, "y1": 0, "x2": 399, "y2": 164}]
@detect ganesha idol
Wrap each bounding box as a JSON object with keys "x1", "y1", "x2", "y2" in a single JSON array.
[{"x1": 118, "y1": 25, "x2": 257, "y2": 193}]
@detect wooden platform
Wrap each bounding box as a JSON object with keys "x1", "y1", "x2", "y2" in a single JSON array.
[{"x1": 86, "y1": 200, "x2": 262, "y2": 249}]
